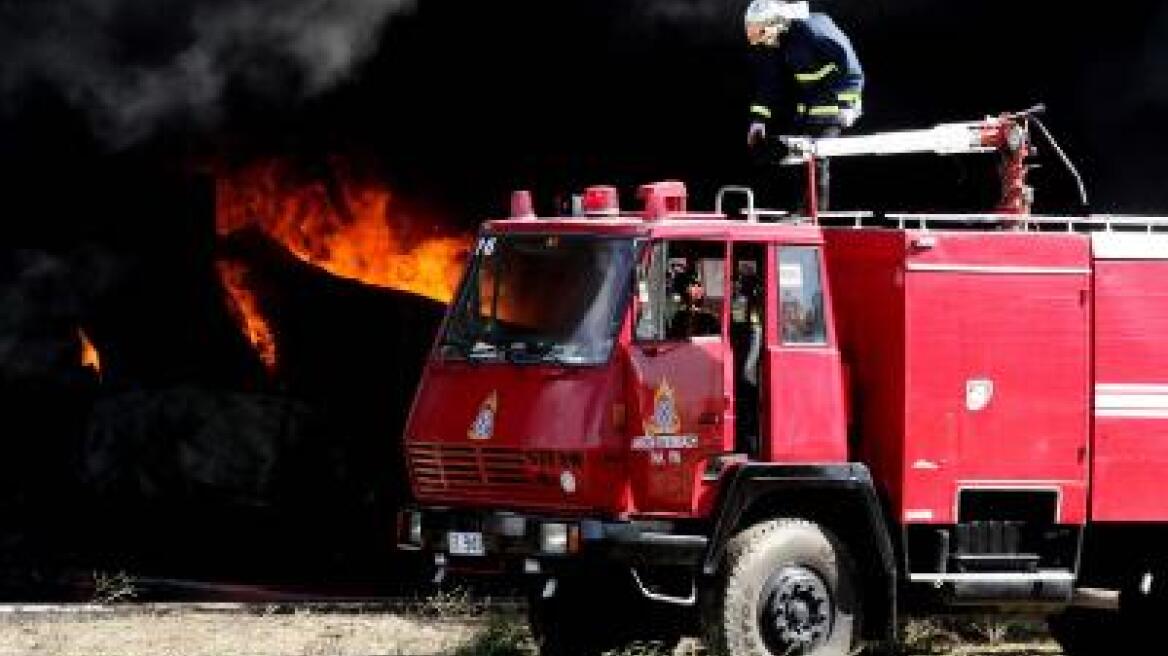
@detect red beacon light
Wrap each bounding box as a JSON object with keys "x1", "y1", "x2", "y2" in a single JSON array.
[
  {"x1": 582, "y1": 186, "x2": 620, "y2": 217},
  {"x1": 510, "y1": 190, "x2": 536, "y2": 219},
  {"x1": 639, "y1": 180, "x2": 688, "y2": 221}
]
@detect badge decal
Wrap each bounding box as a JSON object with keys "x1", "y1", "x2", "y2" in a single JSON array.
[
  {"x1": 632, "y1": 380, "x2": 699, "y2": 452},
  {"x1": 468, "y1": 391, "x2": 498, "y2": 440},
  {"x1": 646, "y1": 380, "x2": 681, "y2": 436}
]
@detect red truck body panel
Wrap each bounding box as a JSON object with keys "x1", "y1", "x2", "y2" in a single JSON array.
[
  {"x1": 825, "y1": 229, "x2": 1092, "y2": 526},
  {"x1": 820, "y1": 230, "x2": 909, "y2": 514},
  {"x1": 626, "y1": 338, "x2": 727, "y2": 515},
  {"x1": 766, "y1": 347, "x2": 848, "y2": 463},
  {"x1": 407, "y1": 359, "x2": 629, "y2": 514},
  {"x1": 1090, "y1": 233, "x2": 1168, "y2": 522}
]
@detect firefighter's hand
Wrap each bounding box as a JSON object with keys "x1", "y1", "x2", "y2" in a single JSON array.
[
  {"x1": 747, "y1": 122, "x2": 767, "y2": 147},
  {"x1": 840, "y1": 99, "x2": 863, "y2": 128}
]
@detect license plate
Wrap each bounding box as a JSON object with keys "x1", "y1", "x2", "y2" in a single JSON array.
[{"x1": 447, "y1": 531, "x2": 485, "y2": 556}]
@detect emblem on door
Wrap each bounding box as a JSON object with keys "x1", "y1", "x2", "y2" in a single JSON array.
[
  {"x1": 645, "y1": 380, "x2": 681, "y2": 435},
  {"x1": 632, "y1": 380, "x2": 698, "y2": 452}
]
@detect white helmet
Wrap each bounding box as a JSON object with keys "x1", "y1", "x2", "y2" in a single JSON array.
[{"x1": 744, "y1": 0, "x2": 810, "y2": 32}]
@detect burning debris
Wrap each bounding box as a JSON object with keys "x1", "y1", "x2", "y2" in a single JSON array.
[
  {"x1": 0, "y1": 158, "x2": 455, "y2": 579},
  {"x1": 215, "y1": 261, "x2": 278, "y2": 371},
  {"x1": 79, "y1": 329, "x2": 101, "y2": 376},
  {"x1": 215, "y1": 158, "x2": 470, "y2": 301},
  {"x1": 214, "y1": 157, "x2": 470, "y2": 367}
]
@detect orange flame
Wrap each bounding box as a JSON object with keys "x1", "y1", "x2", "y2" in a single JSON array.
[
  {"x1": 215, "y1": 159, "x2": 471, "y2": 302},
  {"x1": 79, "y1": 329, "x2": 101, "y2": 375},
  {"x1": 212, "y1": 158, "x2": 472, "y2": 369},
  {"x1": 215, "y1": 260, "x2": 278, "y2": 371}
]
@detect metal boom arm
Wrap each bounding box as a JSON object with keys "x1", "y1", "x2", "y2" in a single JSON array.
[
  {"x1": 780, "y1": 107, "x2": 1043, "y2": 216},
  {"x1": 780, "y1": 121, "x2": 1002, "y2": 163}
]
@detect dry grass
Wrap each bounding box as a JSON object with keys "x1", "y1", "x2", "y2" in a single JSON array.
[
  {"x1": 0, "y1": 601, "x2": 1065, "y2": 656},
  {"x1": 901, "y1": 616, "x2": 1062, "y2": 656},
  {"x1": 0, "y1": 608, "x2": 493, "y2": 656}
]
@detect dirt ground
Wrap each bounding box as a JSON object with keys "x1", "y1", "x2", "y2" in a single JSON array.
[
  {"x1": 0, "y1": 607, "x2": 1064, "y2": 656},
  {"x1": 0, "y1": 609, "x2": 489, "y2": 656}
]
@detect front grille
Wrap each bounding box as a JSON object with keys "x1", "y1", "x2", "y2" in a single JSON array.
[{"x1": 408, "y1": 442, "x2": 542, "y2": 497}]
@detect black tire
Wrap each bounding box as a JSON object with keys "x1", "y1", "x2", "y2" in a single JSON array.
[{"x1": 702, "y1": 519, "x2": 862, "y2": 656}]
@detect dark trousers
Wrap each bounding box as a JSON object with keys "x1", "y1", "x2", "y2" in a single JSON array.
[
  {"x1": 751, "y1": 123, "x2": 842, "y2": 213},
  {"x1": 812, "y1": 125, "x2": 840, "y2": 211}
]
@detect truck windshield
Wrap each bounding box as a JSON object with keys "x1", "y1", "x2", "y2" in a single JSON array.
[{"x1": 439, "y1": 234, "x2": 636, "y2": 365}]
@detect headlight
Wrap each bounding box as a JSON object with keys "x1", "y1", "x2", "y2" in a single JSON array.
[
  {"x1": 540, "y1": 522, "x2": 568, "y2": 554},
  {"x1": 540, "y1": 522, "x2": 581, "y2": 554}
]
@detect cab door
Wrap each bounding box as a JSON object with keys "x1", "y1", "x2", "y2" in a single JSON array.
[
  {"x1": 766, "y1": 244, "x2": 848, "y2": 463},
  {"x1": 627, "y1": 239, "x2": 730, "y2": 514}
]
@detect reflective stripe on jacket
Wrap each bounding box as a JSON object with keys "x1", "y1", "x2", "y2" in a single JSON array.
[{"x1": 749, "y1": 12, "x2": 864, "y2": 129}]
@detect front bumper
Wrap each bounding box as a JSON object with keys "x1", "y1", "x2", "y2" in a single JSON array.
[{"x1": 397, "y1": 506, "x2": 709, "y2": 573}]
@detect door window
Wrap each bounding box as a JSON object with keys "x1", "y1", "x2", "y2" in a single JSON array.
[
  {"x1": 635, "y1": 240, "x2": 726, "y2": 341},
  {"x1": 778, "y1": 246, "x2": 827, "y2": 345}
]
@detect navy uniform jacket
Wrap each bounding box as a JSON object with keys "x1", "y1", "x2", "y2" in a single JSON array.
[{"x1": 749, "y1": 12, "x2": 864, "y2": 131}]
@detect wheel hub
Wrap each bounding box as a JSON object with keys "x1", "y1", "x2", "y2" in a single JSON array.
[{"x1": 760, "y1": 566, "x2": 833, "y2": 653}]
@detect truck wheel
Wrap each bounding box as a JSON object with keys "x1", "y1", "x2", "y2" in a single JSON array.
[{"x1": 702, "y1": 519, "x2": 861, "y2": 656}]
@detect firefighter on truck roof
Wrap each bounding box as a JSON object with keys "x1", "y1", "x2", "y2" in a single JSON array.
[{"x1": 745, "y1": 0, "x2": 864, "y2": 210}]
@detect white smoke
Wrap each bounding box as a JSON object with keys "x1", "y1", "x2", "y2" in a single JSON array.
[
  {"x1": 621, "y1": 0, "x2": 907, "y2": 44},
  {"x1": 0, "y1": 0, "x2": 416, "y2": 147},
  {"x1": 623, "y1": 0, "x2": 738, "y2": 43}
]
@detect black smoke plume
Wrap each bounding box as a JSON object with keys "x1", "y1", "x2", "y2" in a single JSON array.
[{"x1": 0, "y1": 0, "x2": 415, "y2": 146}]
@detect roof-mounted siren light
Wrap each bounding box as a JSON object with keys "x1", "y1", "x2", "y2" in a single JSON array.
[
  {"x1": 582, "y1": 186, "x2": 620, "y2": 217},
  {"x1": 510, "y1": 190, "x2": 536, "y2": 219},
  {"x1": 639, "y1": 181, "x2": 688, "y2": 221}
]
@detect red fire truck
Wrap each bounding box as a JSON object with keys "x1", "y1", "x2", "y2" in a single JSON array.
[{"x1": 398, "y1": 109, "x2": 1168, "y2": 655}]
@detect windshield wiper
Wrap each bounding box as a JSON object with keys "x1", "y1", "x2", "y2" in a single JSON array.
[
  {"x1": 506, "y1": 340, "x2": 581, "y2": 365},
  {"x1": 467, "y1": 342, "x2": 505, "y2": 362},
  {"x1": 439, "y1": 333, "x2": 505, "y2": 362},
  {"x1": 445, "y1": 336, "x2": 582, "y2": 366},
  {"x1": 499, "y1": 341, "x2": 543, "y2": 364}
]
